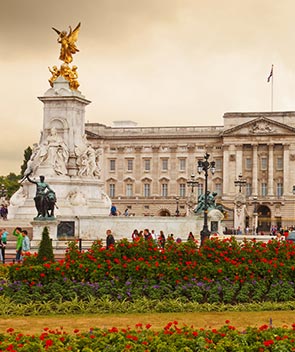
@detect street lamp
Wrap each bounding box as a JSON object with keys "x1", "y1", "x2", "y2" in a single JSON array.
[
  {"x1": 252, "y1": 196, "x2": 258, "y2": 235},
  {"x1": 234, "y1": 174, "x2": 247, "y2": 193},
  {"x1": 197, "y1": 153, "x2": 215, "y2": 245},
  {"x1": 187, "y1": 174, "x2": 198, "y2": 194},
  {"x1": 186, "y1": 174, "x2": 199, "y2": 214},
  {"x1": 175, "y1": 196, "x2": 180, "y2": 217}
]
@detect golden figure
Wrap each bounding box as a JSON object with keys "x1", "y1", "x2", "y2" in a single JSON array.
[
  {"x1": 52, "y1": 22, "x2": 81, "y2": 64},
  {"x1": 48, "y1": 63, "x2": 79, "y2": 90},
  {"x1": 48, "y1": 65, "x2": 60, "y2": 87}
]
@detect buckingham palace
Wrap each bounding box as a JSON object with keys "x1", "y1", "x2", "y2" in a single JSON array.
[{"x1": 85, "y1": 110, "x2": 295, "y2": 233}]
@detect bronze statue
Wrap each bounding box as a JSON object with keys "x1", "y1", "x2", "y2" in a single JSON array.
[
  {"x1": 52, "y1": 22, "x2": 81, "y2": 64},
  {"x1": 26, "y1": 174, "x2": 57, "y2": 219}
]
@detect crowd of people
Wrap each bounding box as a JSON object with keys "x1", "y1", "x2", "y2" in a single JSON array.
[
  {"x1": 0, "y1": 227, "x2": 30, "y2": 263},
  {"x1": 105, "y1": 228, "x2": 196, "y2": 250}
]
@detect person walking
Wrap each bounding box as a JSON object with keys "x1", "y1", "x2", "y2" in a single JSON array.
[
  {"x1": 22, "y1": 230, "x2": 31, "y2": 257},
  {"x1": 13, "y1": 227, "x2": 23, "y2": 262},
  {"x1": 158, "y1": 230, "x2": 166, "y2": 249},
  {"x1": 106, "y1": 229, "x2": 115, "y2": 249},
  {"x1": 0, "y1": 228, "x2": 8, "y2": 263}
]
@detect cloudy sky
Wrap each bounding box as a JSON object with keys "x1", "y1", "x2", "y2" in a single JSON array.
[{"x1": 1, "y1": 0, "x2": 295, "y2": 175}]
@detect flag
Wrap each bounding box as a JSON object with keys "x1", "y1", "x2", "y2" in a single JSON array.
[{"x1": 267, "y1": 65, "x2": 273, "y2": 82}]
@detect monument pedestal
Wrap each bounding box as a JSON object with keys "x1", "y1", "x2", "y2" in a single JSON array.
[
  {"x1": 8, "y1": 78, "x2": 111, "y2": 239},
  {"x1": 31, "y1": 219, "x2": 59, "y2": 241}
]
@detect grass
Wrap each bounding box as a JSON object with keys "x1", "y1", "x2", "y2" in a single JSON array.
[{"x1": 0, "y1": 311, "x2": 294, "y2": 334}]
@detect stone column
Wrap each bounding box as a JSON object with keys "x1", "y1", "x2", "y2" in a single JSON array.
[
  {"x1": 222, "y1": 145, "x2": 229, "y2": 195},
  {"x1": 268, "y1": 144, "x2": 274, "y2": 196},
  {"x1": 252, "y1": 144, "x2": 258, "y2": 196},
  {"x1": 283, "y1": 144, "x2": 290, "y2": 196},
  {"x1": 236, "y1": 145, "x2": 243, "y2": 177},
  {"x1": 152, "y1": 145, "x2": 160, "y2": 195},
  {"x1": 170, "y1": 145, "x2": 178, "y2": 195}
]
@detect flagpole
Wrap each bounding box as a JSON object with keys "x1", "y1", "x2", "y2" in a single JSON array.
[{"x1": 271, "y1": 67, "x2": 273, "y2": 112}]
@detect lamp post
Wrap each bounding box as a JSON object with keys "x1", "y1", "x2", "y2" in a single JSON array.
[
  {"x1": 0, "y1": 184, "x2": 7, "y2": 199},
  {"x1": 234, "y1": 174, "x2": 247, "y2": 193},
  {"x1": 197, "y1": 153, "x2": 215, "y2": 245},
  {"x1": 186, "y1": 174, "x2": 199, "y2": 215},
  {"x1": 252, "y1": 196, "x2": 258, "y2": 235},
  {"x1": 234, "y1": 174, "x2": 247, "y2": 233},
  {"x1": 175, "y1": 196, "x2": 180, "y2": 217}
]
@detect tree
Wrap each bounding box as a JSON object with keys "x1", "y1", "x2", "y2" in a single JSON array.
[
  {"x1": 0, "y1": 173, "x2": 21, "y2": 199},
  {"x1": 20, "y1": 146, "x2": 32, "y2": 177},
  {"x1": 37, "y1": 227, "x2": 55, "y2": 263}
]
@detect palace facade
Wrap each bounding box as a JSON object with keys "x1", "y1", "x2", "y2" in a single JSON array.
[{"x1": 85, "y1": 111, "x2": 295, "y2": 233}]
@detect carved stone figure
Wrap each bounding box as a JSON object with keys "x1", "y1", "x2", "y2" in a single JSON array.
[
  {"x1": 9, "y1": 186, "x2": 27, "y2": 207},
  {"x1": 75, "y1": 140, "x2": 101, "y2": 177},
  {"x1": 67, "y1": 188, "x2": 87, "y2": 206}
]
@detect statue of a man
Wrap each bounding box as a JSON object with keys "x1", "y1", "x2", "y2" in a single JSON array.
[{"x1": 27, "y1": 175, "x2": 56, "y2": 218}]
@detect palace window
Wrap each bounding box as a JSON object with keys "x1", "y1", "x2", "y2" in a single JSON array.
[
  {"x1": 144, "y1": 183, "x2": 151, "y2": 197},
  {"x1": 126, "y1": 184, "x2": 133, "y2": 197},
  {"x1": 246, "y1": 183, "x2": 252, "y2": 196},
  {"x1": 276, "y1": 183, "x2": 283, "y2": 197},
  {"x1": 127, "y1": 159, "x2": 133, "y2": 171},
  {"x1": 110, "y1": 159, "x2": 116, "y2": 172},
  {"x1": 215, "y1": 183, "x2": 222, "y2": 196},
  {"x1": 261, "y1": 157, "x2": 268, "y2": 170},
  {"x1": 161, "y1": 183, "x2": 168, "y2": 197},
  {"x1": 245, "y1": 158, "x2": 252, "y2": 170},
  {"x1": 215, "y1": 159, "x2": 222, "y2": 171},
  {"x1": 179, "y1": 183, "x2": 186, "y2": 197},
  {"x1": 277, "y1": 157, "x2": 283, "y2": 170},
  {"x1": 162, "y1": 159, "x2": 168, "y2": 171},
  {"x1": 144, "y1": 159, "x2": 151, "y2": 171},
  {"x1": 197, "y1": 183, "x2": 203, "y2": 196},
  {"x1": 261, "y1": 183, "x2": 268, "y2": 196},
  {"x1": 109, "y1": 184, "x2": 115, "y2": 198},
  {"x1": 179, "y1": 159, "x2": 186, "y2": 171}
]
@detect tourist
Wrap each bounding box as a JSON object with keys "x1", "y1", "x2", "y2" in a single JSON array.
[
  {"x1": 143, "y1": 229, "x2": 152, "y2": 241},
  {"x1": 0, "y1": 205, "x2": 8, "y2": 220},
  {"x1": 0, "y1": 228, "x2": 8, "y2": 263},
  {"x1": 151, "y1": 229, "x2": 158, "y2": 241},
  {"x1": 187, "y1": 231, "x2": 195, "y2": 241},
  {"x1": 110, "y1": 204, "x2": 117, "y2": 216},
  {"x1": 106, "y1": 229, "x2": 115, "y2": 249},
  {"x1": 131, "y1": 229, "x2": 139, "y2": 242},
  {"x1": 22, "y1": 230, "x2": 31, "y2": 256},
  {"x1": 158, "y1": 230, "x2": 166, "y2": 249},
  {"x1": 13, "y1": 227, "x2": 23, "y2": 261},
  {"x1": 124, "y1": 208, "x2": 129, "y2": 216}
]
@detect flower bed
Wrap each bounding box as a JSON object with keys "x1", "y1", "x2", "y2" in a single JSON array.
[
  {"x1": 3, "y1": 237, "x2": 295, "y2": 304},
  {"x1": 1, "y1": 321, "x2": 295, "y2": 351}
]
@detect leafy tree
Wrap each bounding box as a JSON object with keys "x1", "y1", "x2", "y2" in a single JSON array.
[
  {"x1": 37, "y1": 227, "x2": 55, "y2": 263},
  {"x1": 20, "y1": 146, "x2": 32, "y2": 177},
  {"x1": 0, "y1": 173, "x2": 21, "y2": 199}
]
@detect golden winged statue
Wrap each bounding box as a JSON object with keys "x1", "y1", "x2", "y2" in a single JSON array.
[{"x1": 52, "y1": 22, "x2": 81, "y2": 64}]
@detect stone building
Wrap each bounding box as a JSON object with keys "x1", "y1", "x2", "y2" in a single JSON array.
[{"x1": 85, "y1": 111, "x2": 295, "y2": 233}]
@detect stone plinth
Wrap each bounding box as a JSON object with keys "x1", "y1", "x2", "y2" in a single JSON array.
[{"x1": 31, "y1": 219, "x2": 59, "y2": 241}]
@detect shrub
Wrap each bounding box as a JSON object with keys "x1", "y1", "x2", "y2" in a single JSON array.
[{"x1": 37, "y1": 227, "x2": 54, "y2": 263}]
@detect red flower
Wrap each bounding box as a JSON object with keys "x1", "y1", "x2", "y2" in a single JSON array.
[
  {"x1": 45, "y1": 339, "x2": 53, "y2": 347},
  {"x1": 263, "y1": 340, "x2": 274, "y2": 346}
]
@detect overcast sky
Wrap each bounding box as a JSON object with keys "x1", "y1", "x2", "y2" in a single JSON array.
[{"x1": 1, "y1": 0, "x2": 295, "y2": 175}]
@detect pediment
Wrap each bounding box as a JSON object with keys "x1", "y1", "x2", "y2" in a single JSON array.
[{"x1": 223, "y1": 116, "x2": 295, "y2": 136}]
